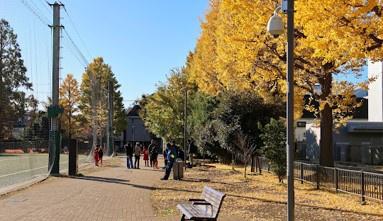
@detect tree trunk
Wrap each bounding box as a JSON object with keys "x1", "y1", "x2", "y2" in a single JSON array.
[
  {"x1": 319, "y1": 71, "x2": 334, "y2": 167},
  {"x1": 320, "y1": 103, "x2": 334, "y2": 166}
]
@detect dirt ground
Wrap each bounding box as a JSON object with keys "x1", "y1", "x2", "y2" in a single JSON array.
[{"x1": 151, "y1": 164, "x2": 383, "y2": 221}]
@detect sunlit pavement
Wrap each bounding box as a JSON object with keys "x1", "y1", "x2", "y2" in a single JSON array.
[{"x1": 0, "y1": 157, "x2": 179, "y2": 221}]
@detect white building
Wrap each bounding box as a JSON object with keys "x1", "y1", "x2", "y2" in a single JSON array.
[{"x1": 296, "y1": 61, "x2": 383, "y2": 165}]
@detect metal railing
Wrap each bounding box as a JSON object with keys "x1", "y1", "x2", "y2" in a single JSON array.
[{"x1": 258, "y1": 157, "x2": 383, "y2": 202}]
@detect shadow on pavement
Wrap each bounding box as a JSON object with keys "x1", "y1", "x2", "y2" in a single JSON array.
[
  {"x1": 70, "y1": 176, "x2": 130, "y2": 185},
  {"x1": 134, "y1": 168, "x2": 164, "y2": 173}
]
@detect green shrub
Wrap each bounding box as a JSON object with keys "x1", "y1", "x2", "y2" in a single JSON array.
[{"x1": 259, "y1": 118, "x2": 286, "y2": 182}]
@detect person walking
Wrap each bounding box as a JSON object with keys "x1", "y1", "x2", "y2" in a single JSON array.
[
  {"x1": 163, "y1": 147, "x2": 168, "y2": 169},
  {"x1": 150, "y1": 141, "x2": 160, "y2": 169},
  {"x1": 93, "y1": 145, "x2": 99, "y2": 167},
  {"x1": 161, "y1": 142, "x2": 177, "y2": 180},
  {"x1": 134, "y1": 142, "x2": 141, "y2": 169},
  {"x1": 148, "y1": 139, "x2": 155, "y2": 167},
  {"x1": 125, "y1": 143, "x2": 133, "y2": 169},
  {"x1": 143, "y1": 146, "x2": 149, "y2": 167},
  {"x1": 98, "y1": 145, "x2": 104, "y2": 166}
]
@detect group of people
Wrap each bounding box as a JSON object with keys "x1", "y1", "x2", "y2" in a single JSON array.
[
  {"x1": 93, "y1": 145, "x2": 104, "y2": 166},
  {"x1": 123, "y1": 139, "x2": 185, "y2": 180},
  {"x1": 124, "y1": 139, "x2": 160, "y2": 169}
]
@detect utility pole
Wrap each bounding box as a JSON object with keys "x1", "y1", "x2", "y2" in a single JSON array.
[
  {"x1": 183, "y1": 87, "x2": 187, "y2": 163},
  {"x1": 107, "y1": 80, "x2": 114, "y2": 156},
  {"x1": 48, "y1": 1, "x2": 63, "y2": 175},
  {"x1": 286, "y1": 0, "x2": 295, "y2": 220}
]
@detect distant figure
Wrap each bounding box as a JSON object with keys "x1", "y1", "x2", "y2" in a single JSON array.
[
  {"x1": 134, "y1": 142, "x2": 141, "y2": 169},
  {"x1": 143, "y1": 146, "x2": 149, "y2": 167},
  {"x1": 93, "y1": 145, "x2": 99, "y2": 167},
  {"x1": 125, "y1": 143, "x2": 133, "y2": 169},
  {"x1": 98, "y1": 145, "x2": 104, "y2": 166},
  {"x1": 150, "y1": 141, "x2": 160, "y2": 169},
  {"x1": 163, "y1": 147, "x2": 168, "y2": 169},
  {"x1": 188, "y1": 139, "x2": 197, "y2": 167},
  {"x1": 161, "y1": 142, "x2": 177, "y2": 180},
  {"x1": 148, "y1": 139, "x2": 155, "y2": 167}
]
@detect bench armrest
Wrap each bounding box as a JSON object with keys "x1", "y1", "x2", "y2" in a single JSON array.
[
  {"x1": 188, "y1": 198, "x2": 205, "y2": 202},
  {"x1": 192, "y1": 201, "x2": 211, "y2": 206}
]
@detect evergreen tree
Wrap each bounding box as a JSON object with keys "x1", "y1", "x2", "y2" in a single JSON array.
[
  {"x1": 260, "y1": 118, "x2": 287, "y2": 183},
  {"x1": 0, "y1": 19, "x2": 32, "y2": 139},
  {"x1": 79, "y1": 57, "x2": 126, "y2": 143}
]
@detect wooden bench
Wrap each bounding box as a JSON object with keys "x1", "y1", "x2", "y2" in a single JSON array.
[{"x1": 177, "y1": 186, "x2": 226, "y2": 221}]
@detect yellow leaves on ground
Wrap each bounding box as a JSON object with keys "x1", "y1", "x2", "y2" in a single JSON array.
[{"x1": 151, "y1": 163, "x2": 383, "y2": 220}]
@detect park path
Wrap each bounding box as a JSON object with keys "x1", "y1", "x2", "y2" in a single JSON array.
[{"x1": 0, "y1": 157, "x2": 178, "y2": 221}]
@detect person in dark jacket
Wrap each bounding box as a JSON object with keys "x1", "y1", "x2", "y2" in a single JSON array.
[
  {"x1": 125, "y1": 143, "x2": 133, "y2": 169},
  {"x1": 161, "y1": 142, "x2": 177, "y2": 180},
  {"x1": 148, "y1": 139, "x2": 156, "y2": 168},
  {"x1": 149, "y1": 140, "x2": 160, "y2": 169},
  {"x1": 163, "y1": 148, "x2": 168, "y2": 169}
]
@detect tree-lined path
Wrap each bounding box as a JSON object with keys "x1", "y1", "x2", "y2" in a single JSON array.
[{"x1": 0, "y1": 157, "x2": 175, "y2": 221}]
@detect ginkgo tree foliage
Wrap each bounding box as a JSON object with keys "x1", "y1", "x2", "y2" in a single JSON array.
[
  {"x1": 141, "y1": 68, "x2": 191, "y2": 145},
  {"x1": 189, "y1": 0, "x2": 383, "y2": 166},
  {"x1": 59, "y1": 74, "x2": 81, "y2": 140}
]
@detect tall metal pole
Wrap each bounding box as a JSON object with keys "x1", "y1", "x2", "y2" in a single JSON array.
[
  {"x1": 286, "y1": 0, "x2": 295, "y2": 220},
  {"x1": 107, "y1": 80, "x2": 114, "y2": 156},
  {"x1": 48, "y1": 2, "x2": 63, "y2": 175},
  {"x1": 183, "y1": 87, "x2": 187, "y2": 163}
]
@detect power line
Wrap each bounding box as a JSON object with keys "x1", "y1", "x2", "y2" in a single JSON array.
[
  {"x1": 62, "y1": 4, "x2": 92, "y2": 58},
  {"x1": 63, "y1": 35, "x2": 87, "y2": 68},
  {"x1": 30, "y1": 0, "x2": 50, "y2": 19},
  {"x1": 63, "y1": 28, "x2": 89, "y2": 66},
  {"x1": 38, "y1": 0, "x2": 52, "y2": 15},
  {"x1": 21, "y1": 0, "x2": 50, "y2": 27}
]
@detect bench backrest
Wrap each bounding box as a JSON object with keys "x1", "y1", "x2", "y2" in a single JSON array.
[{"x1": 201, "y1": 186, "x2": 226, "y2": 218}]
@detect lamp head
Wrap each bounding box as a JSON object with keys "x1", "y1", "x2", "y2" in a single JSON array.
[{"x1": 267, "y1": 14, "x2": 284, "y2": 38}]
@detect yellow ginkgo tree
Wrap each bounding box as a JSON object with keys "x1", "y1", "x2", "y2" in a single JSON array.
[
  {"x1": 59, "y1": 74, "x2": 81, "y2": 140},
  {"x1": 189, "y1": 0, "x2": 383, "y2": 166}
]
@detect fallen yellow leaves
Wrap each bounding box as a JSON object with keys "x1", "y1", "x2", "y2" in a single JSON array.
[{"x1": 151, "y1": 163, "x2": 383, "y2": 221}]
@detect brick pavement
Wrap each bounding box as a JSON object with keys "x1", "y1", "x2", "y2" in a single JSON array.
[{"x1": 0, "y1": 157, "x2": 178, "y2": 221}]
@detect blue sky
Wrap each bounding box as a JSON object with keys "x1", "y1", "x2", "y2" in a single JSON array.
[{"x1": 0, "y1": 0, "x2": 209, "y2": 108}]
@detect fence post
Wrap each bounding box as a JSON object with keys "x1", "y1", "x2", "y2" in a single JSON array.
[
  {"x1": 334, "y1": 168, "x2": 338, "y2": 192},
  {"x1": 361, "y1": 170, "x2": 366, "y2": 204},
  {"x1": 316, "y1": 164, "x2": 320, "y2": 190},
  {"x1": 300, "y1": 162, "x2": 303, "y2": 184}
]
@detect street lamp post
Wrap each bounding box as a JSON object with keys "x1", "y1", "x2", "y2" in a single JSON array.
[{"x1": 267, "y1": 1, "x2": 295, "y2": 220}]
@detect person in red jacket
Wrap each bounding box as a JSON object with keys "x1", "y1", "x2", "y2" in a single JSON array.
[
  {"x1": 93, "y1": 145, "x2": 100, "y2": 166},
  {"x1": 143, "y1": 146, "x2": 149, "y2": 167}
]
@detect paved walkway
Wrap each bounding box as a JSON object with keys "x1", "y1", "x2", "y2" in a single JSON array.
[{"x1": 0, "y1": 157, "x2": 177, "y2": 221}]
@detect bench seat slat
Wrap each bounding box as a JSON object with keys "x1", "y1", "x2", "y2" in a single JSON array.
[
  {"x1": 177, "y1": 203, "x2": 214, "y2": 219},
  {"x1": 177, "y1": 186, "x2": 226, "y2": 220}
]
